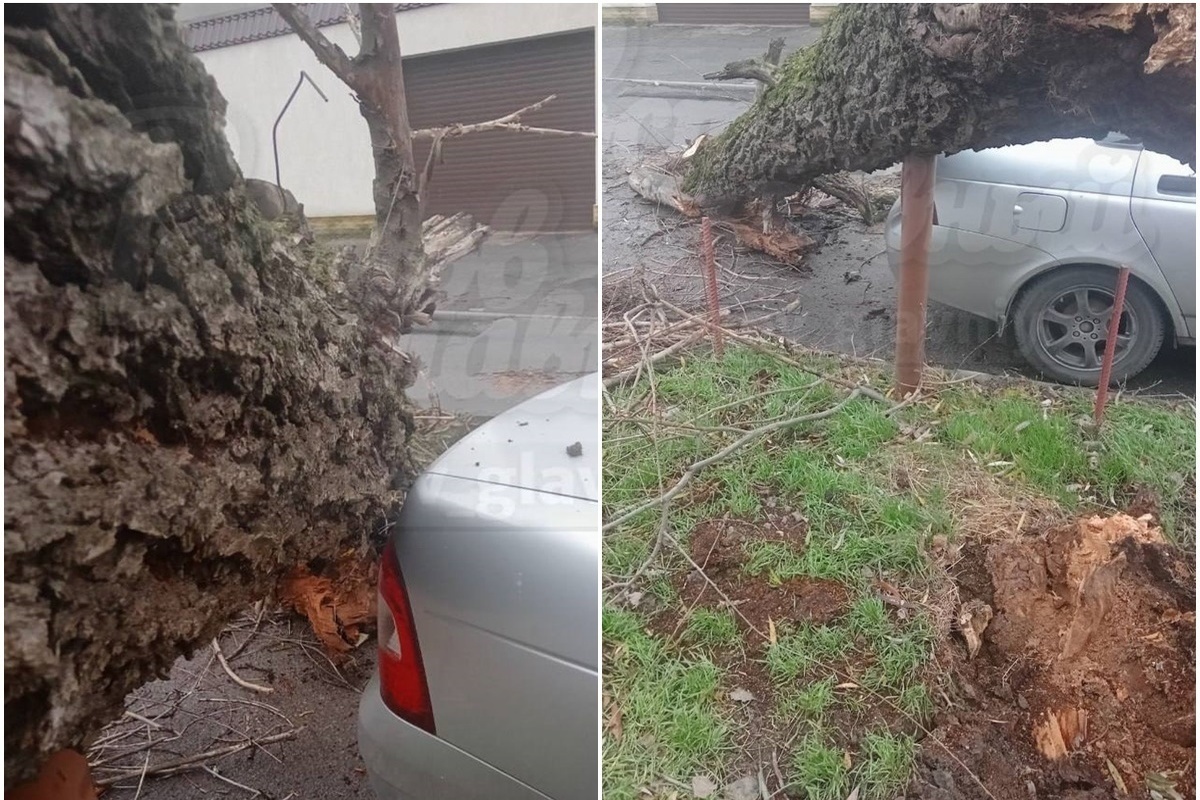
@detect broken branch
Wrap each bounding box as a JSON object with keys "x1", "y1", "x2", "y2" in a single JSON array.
[
  {"x1": 94, "y1": 728, "x2": 304, "y2": 786},
  {"x1": 702, "y1": 37, "x2": 785, "y2": 87},
  {"x1": 211, "y1": 637, "x2": 273, "y2": 694},
  {"x1": 703, "y1": 58, "x2": 778, "y2": 87},
  {"x1": 412, "y1": 94, "x2": 596, "y2": 140},
  {"x1": 272, "y1": 4, "x2": 356, "y2": 86},
  {"x1": 603, "y1": 386, "x2": 883, "y2": 532}
]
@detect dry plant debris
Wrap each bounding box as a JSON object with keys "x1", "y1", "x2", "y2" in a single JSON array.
[{"x1": 277, "y1": 551, "x2": 378, "y2": 656}]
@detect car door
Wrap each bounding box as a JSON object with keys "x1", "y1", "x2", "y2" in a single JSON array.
[{"x1": 1130, "y1": 150, "x2": 1196, "y2": 339}]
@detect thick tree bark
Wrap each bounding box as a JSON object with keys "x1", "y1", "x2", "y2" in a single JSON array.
[
  {"x1": 686, "y1": 3, "x2": 1196, "y2": 200},
  {"x1": 4, "y1": 5, "x2": 426, "y2": 784}
]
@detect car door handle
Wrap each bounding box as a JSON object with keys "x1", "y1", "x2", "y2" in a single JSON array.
[{"x1": 1158, "y1": 175, "x2": 1195, "y2": 196}]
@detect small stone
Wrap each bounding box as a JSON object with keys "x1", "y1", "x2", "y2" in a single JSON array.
[
  {"x1": 932, "y1": 769, "x2": 956, "y2": 792},
  {"x1": 722, "y1": 775, "x2": 760, "y2": 800},
  {"x1": 691, "y1": 774, "x2": 718, "y2": 799},
  {"x1": 566, "y1": 441, "x2": 583, "y2": 457},
  {"x1": 729, "y1": 687, "x2": 755, "y2": 703}
]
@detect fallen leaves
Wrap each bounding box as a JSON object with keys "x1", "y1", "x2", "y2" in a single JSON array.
[
  {"x1": 603, "y1": 692, "x2": 624, "y2": 743},
  {"x1": 1147, "y1": 770, "x2": 1186, "y2": 800},
  {"x1": 276, "y1": 551, "x2": 377, "y2": 655}
]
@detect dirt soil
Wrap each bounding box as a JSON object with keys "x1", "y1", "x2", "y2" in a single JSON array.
[
  {"x1": 643, "y1": 513, "x2": 907, "y2": 787},
  {"x1": 911, "y1": 516, "x2": 1195, "y2": 800},
  {"x1": 639, "y1": 505, "x2": 1195, "y2": 800},
  {"x1": 681, "y1": 517, "x2": 848, "y2": 635}
]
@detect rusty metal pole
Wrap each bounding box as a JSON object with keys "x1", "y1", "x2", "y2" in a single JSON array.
[
  {"x1": 894, "y1": 154, "x2": 937, "y2": 397},
  {"x1": 1093, "y1": 266, "x2": 1131, "y2": 426},
  {"x1": 700, "y1": 216, "x2": 725, "y2": 358}
]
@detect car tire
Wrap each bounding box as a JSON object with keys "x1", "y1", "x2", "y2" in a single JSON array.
[{"x1": 1011, "y1": 266, "x2": 1166, "y2": 387}]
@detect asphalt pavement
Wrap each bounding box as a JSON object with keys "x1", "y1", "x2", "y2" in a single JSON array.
[{"x1": 325, "y1": 233, "x2": 599, "y2": 420}]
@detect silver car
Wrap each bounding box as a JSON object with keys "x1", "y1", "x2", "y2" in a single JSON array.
[
  {"x1": 358, "y1": 374, "x2": 599, "y2": 800},
  {"x1": 885, "y1": 136, "x2": 1195, "y2": 385}
]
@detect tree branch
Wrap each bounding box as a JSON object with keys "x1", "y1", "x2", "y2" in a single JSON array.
[
  {"x1": 273, "y1": 3, "x2": 357, "y2": 86},
  {"x1": 343, "y1": 3, "x2": 362, "y2": 45},
  {"x1": 703, "y1": 58, "x2": 777, "y2": 87},
  {"x1": 603, "y1": 387, "x2": 883, "y2": 532},
  {"x1": 704, "y1": 38, "x2": 785, "y2": 87},
  {"x1": 412, "y1": 95, "x2": 597, "y2": 140}
]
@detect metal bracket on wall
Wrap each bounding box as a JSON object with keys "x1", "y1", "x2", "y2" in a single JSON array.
[{"x1": 273, "y1": 71, "x2": 329, "y2": 201}]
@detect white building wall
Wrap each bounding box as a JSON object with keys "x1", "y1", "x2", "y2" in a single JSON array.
[{"x1": 194, "y1": 4, "x2": 595, "y2": 217}]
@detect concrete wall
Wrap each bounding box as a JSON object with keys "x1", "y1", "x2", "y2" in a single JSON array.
[{"x1": 193, "y1": 4, "x2": 595, "y2": 217}]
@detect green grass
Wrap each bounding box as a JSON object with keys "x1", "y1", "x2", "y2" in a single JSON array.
[
  {"x1": 776, "y1": 676, "x2": 837, "y2": 723},
  {"x1": 938, "y1": 386, "x2": 1195, "y2": 544},
  {"x1": 604, "y1": 344, "x2": 1194, "y2": 798},
  {"x1": 791, "y1": 733, "x2": 850, "y2": 800},
  {"x1": 742, "y1": 540, "x2": 803, "y2": 584},
  {"x1": 765, "y1": 623, "x2": 856, "y2": 683},
  {"x1": 857, "y1": 731, "x2": 918, "y2": 799},
  {"x1": 683, "y1": 608, "x2": 740, "y2": 649},
  {"x1": 896, "y1": 683, "x2": 934, "y2": 723},
  {"x1": 603, "y1": 608, "x2": 730, "y2": 800}
]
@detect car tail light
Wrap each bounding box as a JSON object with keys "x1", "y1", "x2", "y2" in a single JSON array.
[{"x1": 377, "y1": 544, "x2": 435, "y2": 733}]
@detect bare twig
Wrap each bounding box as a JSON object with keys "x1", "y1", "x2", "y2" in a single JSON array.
[
  {"x1": 132, "y1": 751, "x2": 151, "y2": 800},
  {"x1": 211, "y1": 638, "x2": 273, "y2": 694},
  {"x1": 123, "y1": 711, "x2": 165, "y2": 729},
  {"x1": 603, "y1": 329, "x2": 706, "y2": 388},
  {"x1": 608, "y1": 506, "x2": 670, "y2": 597},
  {"x1": 412, "y1": 95, "x2": 596, "y2": 140},
  {"x1": 604, "y1": 387, "x2": 880, "y2": 532},
  {"x1": 199, "y1": 696, "x2": 293, "y2": 725},
  {"x1": 225, "y1": 600, "x2": 268, "y2": 662},
  {"x1": 343, "y1": 3, "x2": 361, "y2": 45},
  {"x1": 96, "y1": 728, "x2": 304, "y2": 786},
  {"x1": 651, "y1": 292, "x2": 895, "y2": 402},
  {"x1": 203, "y1": 766, "x2": 263, "y2": 796}
]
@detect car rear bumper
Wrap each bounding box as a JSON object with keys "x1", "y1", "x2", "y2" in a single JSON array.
[{"x1": 357, "y1": 675, "x2": 553, "y2": 800}]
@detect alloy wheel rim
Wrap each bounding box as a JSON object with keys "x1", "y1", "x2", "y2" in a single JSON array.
[{"x1": 1035, "y1": 285, "x2": 1137, "y2": 372}]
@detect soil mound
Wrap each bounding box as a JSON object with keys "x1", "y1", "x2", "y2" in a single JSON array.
[{"x1": 912, "y1": 514, "x2": 1195, "y2": 799}]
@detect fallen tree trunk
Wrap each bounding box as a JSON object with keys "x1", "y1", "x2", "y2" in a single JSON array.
[
  {"x1": 686, "y1": 3, "x2": 1196, "y2": 200},
  {"x1": 3, "y1": 4, "x2": 478, "y2": 784}
]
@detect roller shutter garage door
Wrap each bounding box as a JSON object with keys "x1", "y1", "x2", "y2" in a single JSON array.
[
  {"x1": 403, "y1": 30, "x2": 595, "y2": 233},
  {"x1": 656, "y1": 4, "x2": 811, "y2": 25}
]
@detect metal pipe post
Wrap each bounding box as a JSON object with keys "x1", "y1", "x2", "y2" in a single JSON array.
[
  {"x1": 894, "y1": 154, "x2": 936, "y2": 397},
  {"x1": 1093, "y1": 266, "x2": 1131, "y2": 426}
]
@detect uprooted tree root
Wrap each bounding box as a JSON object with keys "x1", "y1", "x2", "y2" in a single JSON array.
[
  {"x1": 918, "y1": 512, "x2": 1195, "y2": 800},
  {"x1": 626, "y1": 158, "x2": 895, "y2": 270}
]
